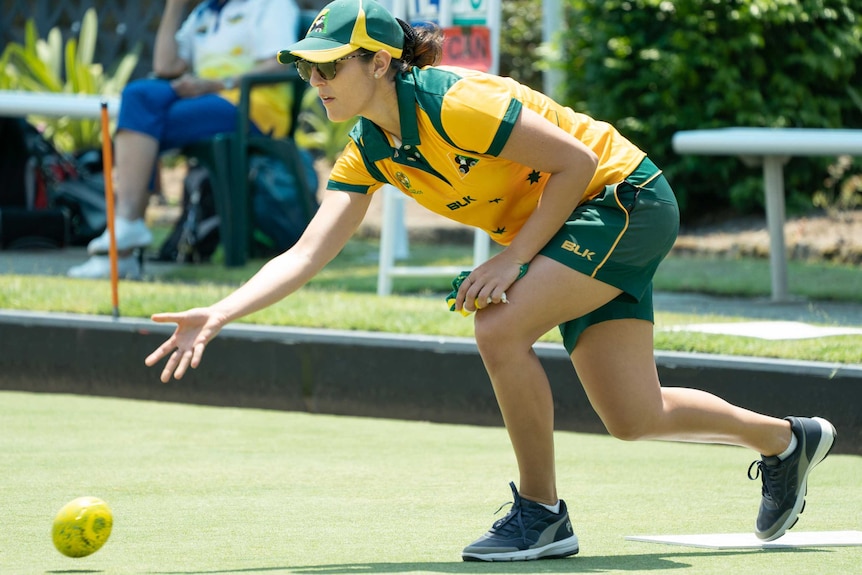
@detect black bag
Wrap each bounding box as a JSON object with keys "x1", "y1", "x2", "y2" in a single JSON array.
[
  {"x1": 50, "y1": 175, "x2": 107, "y2": 246},
  {"x1": 0, "y1": 117, "x2": 80, "y2": 209},
  {"x1": 0, "y1": 117, "x2": 108, "y2": 249},
  {"x1": 0, "y1": 118, "x2": 29, "y2": 207},
  {"x1": 155, "y1": 163, "x2": 220, "y2": 263},
  {"x1": 156, "y1": 153, "x2": 318, "y2": 262},
  {"x1": 250, "y1": 152, "x2": 319, "y2": 254},
  {"x1": 0, "y1": 207, "x2": 70, "y2": 249}
]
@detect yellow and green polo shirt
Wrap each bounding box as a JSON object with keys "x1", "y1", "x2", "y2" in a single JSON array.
[{"x1": 328, "y1": 65, "x2": 646, "y2": 246}]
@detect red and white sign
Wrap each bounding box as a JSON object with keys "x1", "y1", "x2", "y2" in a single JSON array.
[{"x1": 440, "y1": 25, "x2": 492, "y2": 72}]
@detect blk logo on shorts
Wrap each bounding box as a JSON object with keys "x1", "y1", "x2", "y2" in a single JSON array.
[{"x1": 561, "y1": 239, "x2": 595, "y2": 260}]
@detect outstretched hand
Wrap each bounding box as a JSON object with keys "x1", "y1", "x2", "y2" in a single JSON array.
[{"x1": 145, "y1": 307, "x2": 226, "y2": 383}]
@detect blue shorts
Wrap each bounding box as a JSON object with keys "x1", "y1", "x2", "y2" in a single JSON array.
[
  {"x1": 117, "y1": 78, "x2": 263, "y2": 152},
  {"x1": 538, "y1": 157, "x2": 680, "y2": 353}
]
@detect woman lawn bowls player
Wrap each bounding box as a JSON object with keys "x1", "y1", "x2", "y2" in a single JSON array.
[{"x1": 146, "y1": 0, "x2": 837, "y2": 561}]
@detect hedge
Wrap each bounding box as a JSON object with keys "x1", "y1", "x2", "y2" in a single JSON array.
[{"x1": 560, "y1": 0, "x2": 862, "y2": 220}]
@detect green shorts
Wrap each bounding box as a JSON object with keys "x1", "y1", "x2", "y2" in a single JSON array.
[{"x1": 538, "y1": 157, "x2": 679, "y2": 353}]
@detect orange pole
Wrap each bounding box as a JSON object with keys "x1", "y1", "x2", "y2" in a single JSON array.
[{"x1": 100, "y1": 101, "x2": 120, "y2": 318}]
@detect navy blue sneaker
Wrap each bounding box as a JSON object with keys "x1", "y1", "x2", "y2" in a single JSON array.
[
  {"x1": 749, "y1": 416, "x2": 836, "y2": 541},
  {"x1": 462, "y1": 482, "x2": 579, "y2": 561}
]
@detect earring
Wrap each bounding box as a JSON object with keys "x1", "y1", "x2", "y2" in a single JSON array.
[{"x1": 374, "y1": 73, "x2": 380, "y2": 79}]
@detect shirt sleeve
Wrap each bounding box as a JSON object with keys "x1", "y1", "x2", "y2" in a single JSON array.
[
  {"x1": 174, "y1": 5, "x2": 203, "y2": 64},
  {"x1": 253, "y1": 0, "x2": 300, "y2": 61},
  {"x1": 327, "y1": 140, "x2": 386, "y2": 194},
  {"x1": 440, "y1": 75, "x2": 522, "y2": 156}
]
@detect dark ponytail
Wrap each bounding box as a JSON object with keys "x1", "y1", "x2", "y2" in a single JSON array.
[{"x1": 394, "y1": 18, "x2": 444, "y2": 72}]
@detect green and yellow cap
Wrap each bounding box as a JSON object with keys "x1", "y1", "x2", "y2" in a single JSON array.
[{"x1": 277, "y1": 0, "x2": 404, "y2": 64}]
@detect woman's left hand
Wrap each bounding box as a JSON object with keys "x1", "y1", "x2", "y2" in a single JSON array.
[{"x1": 456, "y1": 255, "x2": 526, "y2": 313}]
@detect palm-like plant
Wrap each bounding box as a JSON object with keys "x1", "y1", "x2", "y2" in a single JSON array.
[
  {"x1": 0, "y1": 8, "x2": 140, "y2": 152},
  {"x1": 294, "y1": 87, "x2": 355, "y2": 164}
]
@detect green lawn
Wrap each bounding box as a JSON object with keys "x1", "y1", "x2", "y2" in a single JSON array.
[{"x1": 2, "y1": 391, "x2": 859, "y2": 574}]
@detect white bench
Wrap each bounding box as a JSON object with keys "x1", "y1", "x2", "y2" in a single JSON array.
[
  {"x1": 672, "y1": 127, "x2": 862, "y2": 302},
  {"x1": 0, "y1": 90, "x2": 119, "y2": 119}
]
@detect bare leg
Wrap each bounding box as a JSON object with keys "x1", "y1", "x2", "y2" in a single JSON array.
[
  {"x1": 473, "y1": 256, "x2": 793, "y2": 508},
  {"x1": 113, "y1": 130, "x2": 160, "y2": 221},
  {"x1": 476, "y1": 343, "x2": 558, "y2": 505},
  {"x1": 571, "y1": 319, "x2": 793, "y2": 455},
  {"x1": 473, "y1": 256, "x2": 622, "y2": 504}
]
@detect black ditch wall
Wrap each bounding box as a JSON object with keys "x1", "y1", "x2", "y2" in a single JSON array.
[{"x1": 1, "y1": 311, "x2": 860, "y2": 455}]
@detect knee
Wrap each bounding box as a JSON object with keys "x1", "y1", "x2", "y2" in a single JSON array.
[
  {"x1": 474, "y1": 310, "x2": 519, "y2": 364},
  {"x1": 602, "y1": 414, "x2": 655, "y2": 442},
  {"x1": 121, "y1": 78, "x2": 161, "y2": 104},
  {"x1": 119, "y1": 79, "x2": 175, "y2": 115},
  {"x1": 474, "y1": 312, "x2": 501, "y2": 356},
  {"x1": 118, "y1": 79, "x2": 176, "y2": 137}
]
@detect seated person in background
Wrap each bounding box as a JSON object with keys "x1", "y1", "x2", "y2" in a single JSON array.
[{"x1": 69, "y1": 0, "x2": 300, "y2": 279}]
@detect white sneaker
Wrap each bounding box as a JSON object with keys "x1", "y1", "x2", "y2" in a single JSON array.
[
  {"x1": 87, "y1": 217, "x2": 153, "y2": 255},
  {"x1": 67, "y1": 255, "x2": 142, "y2": 280}
]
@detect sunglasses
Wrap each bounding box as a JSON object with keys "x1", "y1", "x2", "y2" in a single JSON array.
[{"x1": 294, "y1": 53, "x2": 373, "y2": 82}]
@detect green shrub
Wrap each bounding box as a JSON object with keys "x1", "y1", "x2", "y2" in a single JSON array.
[
  {"x1": 0, "y1": 8, "x2": 139, "y2": 152},
  {"x1": 561, "y1": 0, "x2": 862, "y2": 220},
  {"x1": 499, "y1": 0, "x2": 545, "y2": 89},
  {"x1": 814, "y1": 154, "x2": 862, "y2": 214}
]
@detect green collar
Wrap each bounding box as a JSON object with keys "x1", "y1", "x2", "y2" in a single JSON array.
[
  {"x1": 395, "y1": 72, "x2": 420, "y2": 148},
  {"x1": 347, "y1": 70, "x2": 449, "y2": 185}
]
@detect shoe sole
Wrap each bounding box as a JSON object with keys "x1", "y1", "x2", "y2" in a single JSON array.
[
  {"x1": 758, "y1": 417, "x2": 836, "y2": 542},
  {"x1": 88, "y1": 243, "x2": 150, "y2": 256},
  {"x1": 462, "y1": 534, "x2": 579, "y2": 561}
]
